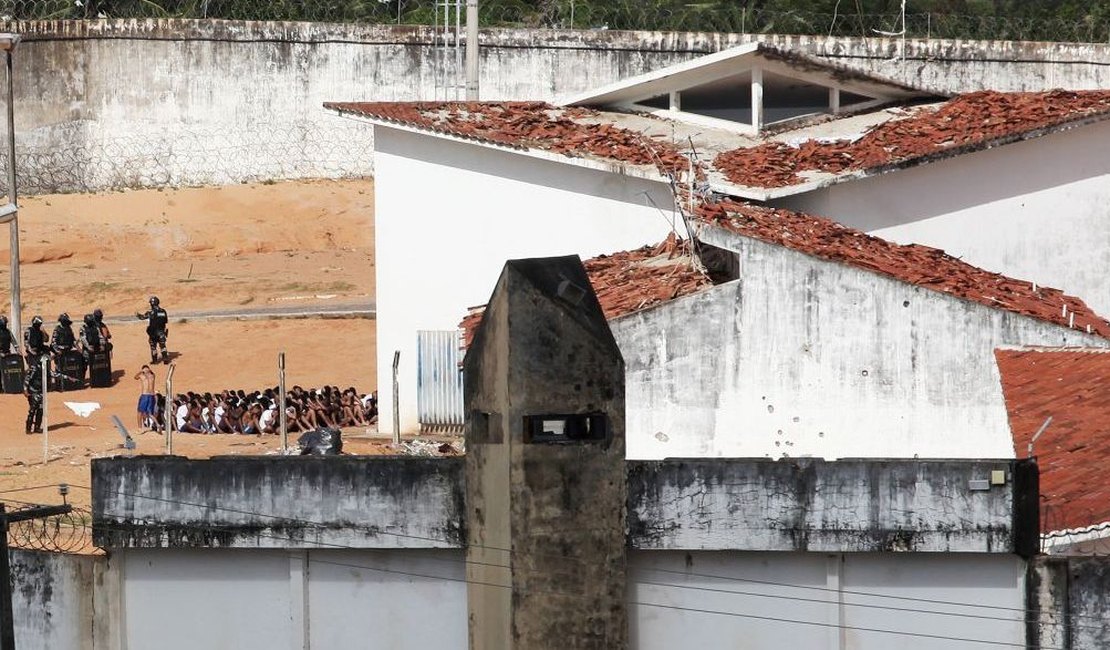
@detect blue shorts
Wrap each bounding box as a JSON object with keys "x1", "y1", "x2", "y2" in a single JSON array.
[{"x1": 138, "y1": 394, "x2": 155, "y2": 415}]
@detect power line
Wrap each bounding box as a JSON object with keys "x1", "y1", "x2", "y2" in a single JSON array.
[
  {"x1": 66, "y1": 483, "x2": 1098, "y2": 625},
  {"x1": 0, "y1": 484, "x2": 69, "y2": 495},
  {"x1": 70, "y1": 511, "x2": 1064, "y2": 649}
]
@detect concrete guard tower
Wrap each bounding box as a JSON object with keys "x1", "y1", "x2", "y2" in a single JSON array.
[{"x1": 463, "y1": 256, "x2": 627, "y2": 650}]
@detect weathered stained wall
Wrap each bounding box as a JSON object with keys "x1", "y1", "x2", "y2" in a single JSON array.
[
  {"x1": 774, "y1": 118, "x2": 1110, "y2": 317},
  {"x1": 464, "y1": 257, "x2": 628, "y2": 649},
  {"x1": 627, "y1": 459, "x2": 1033, "y2": 553},
  {"x1": 1027, "y1": 556, "x2": 1110, "y2": 649},
  {"x1": 6, "y1": 19, "x2": 1110, "y2": 193},
  {"x1": 9, "y1": 549, "x2": 119, "y2": 650},
  {"x1": 94, "y1": 455, "x2": 1036, "y2": 554},
  {"x1": 611, "y1": 226, "x2": 1110, "y2": 460},
  {"x1": 91, "y1": 455, "x2": 464, "y2": 548}
]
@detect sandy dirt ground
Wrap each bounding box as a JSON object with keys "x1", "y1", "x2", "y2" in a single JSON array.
[{"x1": 0, "y1": 179, "x2": 434, "y2": 520}]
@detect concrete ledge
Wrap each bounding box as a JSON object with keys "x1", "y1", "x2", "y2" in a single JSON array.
[
  {"x1": 92, "y1": 455, "x2": 465, "y2": 549},
  {"x1": 93, "y1": 456, "x2": 1037, "y2": 554},
  {"x1": 627, "y1": 458, "x2": 1033, "y2": 554}
]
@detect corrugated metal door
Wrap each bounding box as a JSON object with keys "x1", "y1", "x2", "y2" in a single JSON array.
[{"x1": 416, "y1": 330, "x2": 464, "y2": 432}]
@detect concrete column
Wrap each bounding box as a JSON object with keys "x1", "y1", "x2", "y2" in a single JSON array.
[
  {"x1": 751, "y1": 66, "x2": 764, "y2": 132},
  {"x1": 1026, "y1": 557, "x2": 1070, "y2": 649},
  {"x1": 668, "y1": 91, "x2": 681, "y2": 112},
  {"x1": 289, "y1": 552, "x2": 310, "y2": 650},
  {"x1": 464, "y1": 256, "x2": 627, "y2": 650},
  {"x1": 825, "y1": 554, "x2": 845, "y2": 650},
  {"x1": 93, "y1": 554, "x2": 126, "y2": 650},
  {"x1": 465, "y1": 0, "x2": 479, "y2": 100},
  {"x1": 829, "y1": 87, "x2": 841, "y2": 115}
]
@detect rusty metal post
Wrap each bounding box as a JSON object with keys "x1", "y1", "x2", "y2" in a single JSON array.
[
  {"x1": 392, "y1": 350, "x2": 401, "y2": 444},
  {"x1": 165, "y1": 363, "x2": 176, "y2": 454},
  {"x1": 279, "y1": 352, "x2": 287, "y2": 451}
]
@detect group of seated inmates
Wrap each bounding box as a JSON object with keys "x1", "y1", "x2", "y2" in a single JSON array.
[{"x1": 145, "y1": 385, "x2": 377, "y2": 434}]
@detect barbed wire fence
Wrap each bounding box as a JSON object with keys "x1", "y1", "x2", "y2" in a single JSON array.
[
  {"x1": 1, "y1": 0, "x2": 1109, "y2": 43},
  {"x1": 6, "y1": 504, "x2": 94, "y2": 554}
]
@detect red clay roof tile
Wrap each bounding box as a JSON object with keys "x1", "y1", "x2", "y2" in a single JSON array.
[
  {"x1": 330, "y1": 90, "x2": 1110, "y2": 193},
  {"x1": 325, "y1": 101, "x2": 691, "y2": 177},
  {"x1": 714, "y1": 90, "x2": 1110, "y2": 189},
  {"x1": 696, "y1": 199, "x2": 1110, "y2": 337},
  {"x1": 460, "y1": 234, "x2": 712, "y2": 349},
  {"x1": 996, "y1": 349, "x2": 1110, "y2": 532}
]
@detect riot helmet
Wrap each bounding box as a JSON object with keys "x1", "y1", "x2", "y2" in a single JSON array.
[
  {"x1": 149, "y1": 296, "x2": 160, "y2": 308},
  {"x1": 83, "y1": 313, "x2": 95, "y2": 326},
  {"x1": 31, "y1": 315, "x2": 42, "y2": 328},
  {"x1": 93, "y1": 308, "x2": 104, "y2": 322},
  {"x1": 58, "y1": 313, "x2": 71, "y2": 325}
]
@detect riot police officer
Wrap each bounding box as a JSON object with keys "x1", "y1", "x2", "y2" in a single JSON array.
[
  {"x1": 93, "y1": 308, "x2": 112, "y2": 356},
  {"x1": 136, "y1": 296, "x2": 169, "y2": 364},
  {"x1": 51, "y1": 313, "x2": 76, "y2": 357},
  {"x1": 79, "y1": 313, "x2": 103, "y2": 362},
  {"x1": 23, "y1": 315, "x2": 46, "y2": 365},
  {"x1": 23, "y1": 359, "x2": 43, "y2": 434},
  {"x1": 0, "y1": 315, "x2": 18, "y2": 356}
]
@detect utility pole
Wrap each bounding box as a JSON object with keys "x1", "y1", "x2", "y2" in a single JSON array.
[
  {"x1": 0, "y1": 35, "x2": 21, "y2": 345},
  {"x1": 465, "y1": 0, "x2": 479, "y2": 100},
  {"x1": 0, "y1": 502, "x2": 72, "y2": 649}
]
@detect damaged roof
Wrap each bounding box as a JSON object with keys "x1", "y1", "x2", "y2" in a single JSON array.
[
  {"x1": 696, "y1": 199, "x2": 1110, "y2": 337},
  {"x1": 716, "y1": 89, "x2": 1110, "y2": 193},
  {"x1": 995, "y1": 348, "x2": 1110, "y2": 533},
  {"x1": 327, "y1": 90, "x2": 1110, "y2": 201},
  {"x1": 460, "y1": 234, "x2": 714, "y2": 349}
]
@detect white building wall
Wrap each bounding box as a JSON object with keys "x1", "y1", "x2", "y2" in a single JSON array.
[
  {"x1": 119, "y1": 548, "x2": 468, "y2": 650},
  {"x1": 110, "y1": 545, "x2": 1023, "y2": 650},
  {"x1": 613, "y1": 229, "x2": 1108, "y2": 460},
  {"x1": 773, "y1": 119, "x2": 1110, "y2": 317},
  {"x1": 375, "y1": 127, "x2": 676, "y2": 433},
  {"x1": 629, "y1": 551, "x2": 1026, "y2": 650}
]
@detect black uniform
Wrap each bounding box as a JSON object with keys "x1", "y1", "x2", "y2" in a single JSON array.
[
  {"x1": 79, "y1": 321, "x2": 102, "y2": 354},
  {"x1": 51, "y1": 322, "x2": 76, "y2": 354},
  {"x1": 80, "y1": 317, "x2": 103, "y2": 368},
  {"x1": 24, "y1": 324, "x2": 46, "y2": 363},
  {"x1": 137, "y1": 307, "x2": 169, "y2": 363},
  {"x1": 23, "y1": 361, "x2": 44, "y2": 434},
  {"x1": 0, "y1": 325, "x2": 17, "y2": 356},
  {"x1": 93, "y1": 311, "x2": 113, "y2": 355}
]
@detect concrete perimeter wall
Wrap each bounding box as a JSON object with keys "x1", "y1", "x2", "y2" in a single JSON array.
[
  {"x1": 6, "y1": 19, "x2": 1110, "y2": 193},
  {"x1": 91, "y1": 455, "x2": 465, "y2": 549},
  {"x1": 9, "y1": 549, "x2": 119, "y2": 650},
  {"x1": 1028, "y1": 556, "x2": 1110, "y2": 649},
  {"x1": 11, "y1": 546, "x2": 1031, "y2": 650}
]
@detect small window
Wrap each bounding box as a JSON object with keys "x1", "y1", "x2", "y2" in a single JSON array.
[{"x1": 524, "y1": 413, "x2": 608, "y2": 444}]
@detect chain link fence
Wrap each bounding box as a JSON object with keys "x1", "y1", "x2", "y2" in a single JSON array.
[{"x1": 0, "y1": 1, "x2": 1109, "y2": 43}]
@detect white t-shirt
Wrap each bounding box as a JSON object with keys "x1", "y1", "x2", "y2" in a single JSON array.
[
  {"x1": 175, "y1": 403, "x2": 188, "y2": 430},
  {"x1": 260, "y1": 407, "x2": 276, "y2": 431},
  {"x1": 214, "y1": 405, "x2": 225, "y2": 427}
]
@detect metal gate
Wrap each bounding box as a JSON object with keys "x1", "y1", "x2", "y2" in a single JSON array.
[{"x1": 416, "y1": 330, "x2": 464, "y2": 432}]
